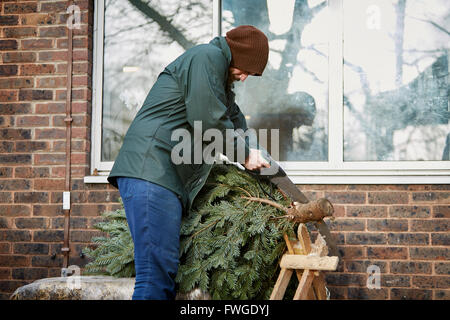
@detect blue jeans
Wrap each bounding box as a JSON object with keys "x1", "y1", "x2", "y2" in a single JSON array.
[{"x1": 117, "y1": 177, "x2": 182, "y2": 300}]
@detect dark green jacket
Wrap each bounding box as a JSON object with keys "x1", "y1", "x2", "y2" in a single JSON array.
[{"x1": 108, "y1": 36, "x2": 250, "y2": 212}]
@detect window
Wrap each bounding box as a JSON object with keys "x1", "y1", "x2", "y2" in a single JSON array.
[{"x1": 88, "y1": 0, "x2": 449, "y2": 184}]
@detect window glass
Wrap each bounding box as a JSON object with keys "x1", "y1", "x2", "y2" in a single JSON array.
[
  {"x1": 343, "y1": 0, "x2": 449, "y2": 161},
  {"x1": 101, "y1": 0, "x2": 212, "y2": 161},
  {"x1": 222, "y1": 0, "x2": 329, "y2": 161}
]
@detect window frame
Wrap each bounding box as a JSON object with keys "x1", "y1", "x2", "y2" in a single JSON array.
[{"x1": 86, "y1": 0, "x2": 449, "y2": 184}]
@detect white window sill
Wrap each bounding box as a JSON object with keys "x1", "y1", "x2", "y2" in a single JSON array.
[{"x1": 84, "y1": 172, "x2": 450, "y2": 184}]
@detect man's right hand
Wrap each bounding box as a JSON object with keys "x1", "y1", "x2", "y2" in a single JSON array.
[{"x1": 244, "y1": 148, "x2": 270, "y2": 171}]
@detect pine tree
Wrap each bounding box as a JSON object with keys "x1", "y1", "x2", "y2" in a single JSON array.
[{"x1": 83, "y1": 164, "x2": 296, "y2": 299}]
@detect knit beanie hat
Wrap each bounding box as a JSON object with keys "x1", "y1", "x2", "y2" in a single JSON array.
[{"x1": 225, "y1": 25, "x2": 269, "y2": 76}]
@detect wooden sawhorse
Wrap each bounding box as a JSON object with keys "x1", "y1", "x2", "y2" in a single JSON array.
[{"x1": 270, "y1": 223, "x2": 339, "y2": 300}]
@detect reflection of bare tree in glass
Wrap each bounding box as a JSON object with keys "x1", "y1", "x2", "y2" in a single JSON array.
[
  {"x1": 224, "y1": 0, "x2": 328, "y2": 160},
  {"x1": 344, "y1": 0, "x2": 449, "y2": 161},
  {"x1": 103, "y1": 0, "x2": 329, "y2": 161},
  {"x1": 101, "y1": 0, "x2": 212, "y2": 161}
]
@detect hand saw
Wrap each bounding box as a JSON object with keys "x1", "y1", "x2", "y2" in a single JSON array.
[{"x1": 245, "y1": 154, "x2": 339, "y2": 257}]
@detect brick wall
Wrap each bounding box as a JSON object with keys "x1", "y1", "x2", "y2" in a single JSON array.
[
  {"x1": 0, "y1": 0, "x2": 449, "y2": 300},
  {"x1": 0, "y1": 0, "x2": 122, "y2": 299},
  {"x1": 299, "y1": 185, "x2": 450, "y2": 300}
]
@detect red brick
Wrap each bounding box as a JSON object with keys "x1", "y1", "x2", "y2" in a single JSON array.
[
  {"x1": 0, "y1": 179, "x2": 31, "y2": 191},
  {"x1": 412, "y1": 192, "x2": 449, "y2": 203},
  {"x1": 0, "y1": 268, "x2": 11, "y2": 280},
  {"x1": 71, "y1": 204, "x2": 107, "y2": 217},
  {"x1": 0, "y1": 255, "x2": 28, "y2": 267},
  {"x1": 325, "y1": 273, "x2": 366, "y2": 286},
  {"x1": 33, "y1": 204, "x2": 63, "y2": 217},
  {"x1": 3, "y1": 27, "x2": 37, "y2": 38},
  {"x1": 3, "y1": 2, "x2": 38, "y2": 14},
  {"x1": 390, "y1": 261, "x2": 432, "y2": 274},
  {"x1": 435, "y1": 290, "x2": 450, "y2": 300},
  {"x1": 20, "y1": 13, "x2": 57, "y2": 26},
  {"x1": 2, "y1": 52, "x2": 36, "y2": 63},
  {"x1": 18, "y1": 89, "x2": 53, "y2": 101},
  {"x1": 20, "y1": 64, "x2": 55, "y2": 76},
  {"x1": 34, "y1": 153, "x2": 66, "y2": 165},
  {"x1": 325, "y1": 192, "x2": 366, "y2": 204},
  {"x1": 34, "y1": 179, "x2": 65, "y2": 191},
  {"x1": 367, "y1": 219, "x2": 408, "y2": 232},
  {"x1": 0, "y1": 142, "x2": 13, "y2": 153},
  {"x1": 50, "y1": 165, "x2": 87, "y2": 178},
  {"x1": 346, "y1": 205, "x2": 387, "y2": 217},
  {"x1": 35, "y1": 102, "x2": 66, "y2": 114},
  {"x1": 37, "y1": 51, "x2": 68, "y2": 62},
  {"x1": 381, "y1": 274, "x2": 411, "y2": 287},
  {"x1": 410, "y1": 219, "x2": 449, "y2": 232},
  {"x1": 33, "y1": 230, "x2": 64, "y2": 242},
  {"x1": 0, "y1": 154, "x2": 32, "y2": 165},
  {"x1": 12, "y1": 268, "x2": 48, "y2": 280},
  {"x1": 0, "y1": 217, "x2": 10, "y2": 229},
  {"x1": 36, "y1": 76, "x2": 67, "y2": 88},
  {"x1": 0, "y1": 65, "x2": 18, "y2": 77},
  {"x1": 51, "y1": 217, "x2": 88, "y2": 229},
  {"x1": 0, "y1": 280, "x2": 29, "y2": 294},
  {"x1": 346, "y1": 232, "x2": 387, "y2": 245},
  {"x1": 71, "y1": 153, "x2": 89, "y2": 164},
  {"x1": 0, "y1": 230, "x2": 31, "y2": 242},
  {"x1": 387, "y1": 233, "x2": 429, "y2": 245},
  {"x1": 0, "y1": 128, "x2": 31, "y2": 140},
  {"x1": 40, "y1": 1, "x2": 69, "y2": 13},
  {"x1": 0, "y1": 40, "x2": 18, "y2": 50},
  {"x1": 31, "y1": 255, "x2": 63, "y2": 267},
  {"x1": 87, "y1": 191, "x2": 119, "y2": 203},
  {"x1": 72, "y1": 127, "x2": 89, "y2": 139},
  {"x1": 71, "y1": 101, "x2": 90, "y2": 113},
  {"x1": 347, "y1": 288, "x2": 389, "y2": 300},
  {"x1": 435, "y1": 262, "x2": 450, "y2": 275},
  {"x1": 14, "y1": 192, "x2": 49, "y2": 204},
  {"x1": 0, "y1": 103, "x2": 32, "y2": 115},
  {"x1": 14, "y1": 218, "x2": 48, "y2": 229},
  {"x1": 56, "y1": 88, "x2": 91, "y2": 101},
  {"x1": 0, "y1": 77, "x2": 33, "y2": 89},
  {"x1": 50, "y1": 191, "x2": 87, "y2": 204},
  {"x1": 389, "y1": 206, "x2": 430, "y2": 218},
  {"x1": 367, "y1": 247, "x2": 408, "y2": 259},
  {"x1": 412, "y1": 276, "x2": 450, "y2": 289},
  {"x1": 35, "y1": 128, "x2": 66, "y2": 139},
  {"x1": 53, "y1": 114, "x2": 90, "y2": 127},
  {"x1": 0, "y1": 15, "x2": 19, "y2": 26},
  {"x1": 0, "y1": 90, "x2": 18, "y2": 102},
  {"x1": 15, "y1": 141, "x2": 50, "y2": 152},
  {"x1": 433, "y1": 206, "x2": 450, "y2": 218},
  {"x1": 368, "y1": 192, "x2": 409, "y2": 204},
  {"x1": 16, "y1": 116, "x2": 49, "y2": 127},
  {"x1": 72, "y1": 75, "x2": 90, "y2": 86},
  {"x1": 328, "y1": 218, "x2": 365, "y2": 231},
  {"x1": 337, "y1": 246, "x2": 366, "y2": 259},
  {"x1": 57, "y1": 37, "x2": 89, "y2": 50},
  {"x1": 39, "y1": 26, "x2": 67, "y2": 38},
  {"x1": 0, "y1": 192, "x2": 12, "y2": 203},
  {"x1": 409, "y1": 247, "x2": 449, "y2": 260},
  {"x1": 431, "y1": 233, "x2": 450, "y2": 246},
  {"x1": 21, "y1": 39, "x2": 53, "y2": 50},
  {"x1": 326, "y1": 286, "x2": 347, "y2": 299},
  {"x1": 14, "y1": 167, "x2": 49, "y2": 178},
  {"x1": 13, "y1": 243, "x2": 49, "y2": 255},
  {"x1": 0, "y1": 205, "x2": 31, "y2": 217},
  {"x1": 70, "y1": 230, "x2": 104, "y2": 243},
  {"x1": 345, "y1": 260, "x2": 388, "y2": 273},
  {"x1": 390, "y1": 288, "x2": 432, "y2": 300}
]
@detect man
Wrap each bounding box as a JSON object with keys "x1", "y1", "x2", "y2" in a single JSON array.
[{"x1": 108, "y1": 25, "x2": 270, "y2": 300}]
